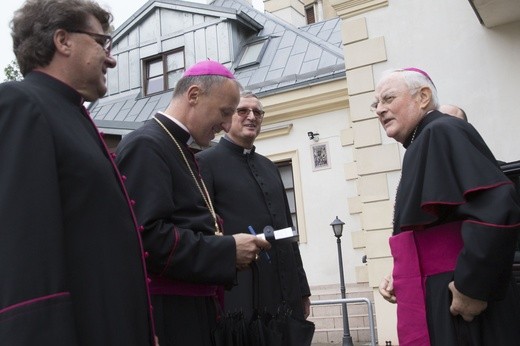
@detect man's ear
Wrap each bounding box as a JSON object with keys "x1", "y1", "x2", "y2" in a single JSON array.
[
  {"x1": 54, "y1": 29, "x2": 72, "y2": 56},
  {"x1": 187, "y1": 85, "x2": 202, "y2": 105},
  {"x1": 418, "y1": 87, "x2": 433, "y2": 109}
]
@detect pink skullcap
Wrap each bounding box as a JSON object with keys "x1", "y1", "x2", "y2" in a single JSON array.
[
  {"x1": 183, "y1": 60, "x2": 235, "y2": 79},
  {"x1": 401, "y1": 67, "x2": 436, "y2": 88}
]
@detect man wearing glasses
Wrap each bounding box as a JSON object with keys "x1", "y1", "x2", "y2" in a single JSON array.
[
  {"x1": 196, "y1": 91, "x2": 312, "y2": 345},
  {"x1": 0, "y1": 0, "x2": 155, "y2": 345}
]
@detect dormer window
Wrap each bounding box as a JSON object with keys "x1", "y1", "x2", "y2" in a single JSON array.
[
  {"x1": 143, "y1": 48, "x2": 185, "y2": 95},
  {"x1": 236, "y1": 38, "x2": 269, "y2": 69}
]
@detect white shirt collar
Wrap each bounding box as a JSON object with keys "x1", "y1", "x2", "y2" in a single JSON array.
[{"x1": 158, "y1": 111, "x2": 194, "y2": 145}]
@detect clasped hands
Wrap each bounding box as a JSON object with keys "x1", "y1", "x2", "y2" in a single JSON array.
[
  {"x1": 233, "y1": 233, "x2": 271, "y2": 271},
  {"x1": 448, "y1": 281, "x2": 487, "y2": 322},
  {"x1": 378, "y1": 275, "x2": 488, "y2": 322}
]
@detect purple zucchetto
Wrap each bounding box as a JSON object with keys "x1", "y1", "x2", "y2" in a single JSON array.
[
  {"x1": 401, "y1": 67, "x2": 436, "y2": 88},
  {"x1": 183, "y1": 60, "x2": 235, "y2": 79}
]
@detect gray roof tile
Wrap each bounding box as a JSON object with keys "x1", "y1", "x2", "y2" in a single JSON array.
[
  {"x1": 249, "y1": 66, "x2": 270, "y2": 85},
  {"x1": 136, "y1": 99, "x2": 159, "y2": 122},
  {"x1": 304, "y1": 43, "x2": 323, "y2": 62},
  {"x1": 269, "y1": 46, "x2": 292, "y2": 70},
  {"x1": 278, "y1": 31, "x2": 297, "y2": 49},
  {"x1": 291, "y1": 36, "x2": 309, "y2": 55},
  {"x1": 300, "y1": 59, "x2": 320, "y2": 75},
  {"x1": 283, "y1": 52, "x2": 305, "y2": 76},
  {"x1": 265, "y1": 68, "x2": 284, "y2": 81}
]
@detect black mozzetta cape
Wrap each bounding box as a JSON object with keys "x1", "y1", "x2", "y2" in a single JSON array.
[
  {"x1": 196, "y1": 138, "x2": 311, "y2": 322},
  {"x1": 394, "y1": 111, "x2": 520, "y2": 344},
  {"x1": 0, "y1": 72, "x2": 155, "y2": 345}
]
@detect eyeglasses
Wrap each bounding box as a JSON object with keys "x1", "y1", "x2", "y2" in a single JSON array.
[
  {"x1": 69, "y1": 30, "x2": 112, "y2": 55},
  {"x1": 236, "y1": 107, "x2": 265, "y2": 119},
  {"x1": 370, "y1": 94, "x2": 397, "y2": 112},
  {"x1": 370, "y1": 87, "x2": 420, "y2": 112}
]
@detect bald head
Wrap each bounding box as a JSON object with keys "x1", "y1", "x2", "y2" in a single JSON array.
[{"x1": 439, "y1": 104, "x2": 467, "y2": 121}]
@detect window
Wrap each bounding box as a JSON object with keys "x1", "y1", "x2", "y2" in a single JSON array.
[
  {"x1": 277, "y1": 160, "x2": 298, "y2": 232},
  {"x1": 305, "y1": 5, "x2": 316, "y2": 24},
  {"x1": 270, "y1": 151, "x2": 307, "y2": 243},
  {"x1": 237, "y1": 38, "x2": 269, "y2": 69},
  {"x1": 144, "y1": 49, "x2": 185, "y2": 95}
]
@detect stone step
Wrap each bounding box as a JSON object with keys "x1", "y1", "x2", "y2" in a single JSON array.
[
  {"x1": 311, "y1": 301, "x2": 374, "y2": 316},
  {"x1": 312, "y1": 326, "x2": 377, "y2": 344},
  {"x1": 310, "y1": 313, "x2": 374, "y2": 330},
  {"x1": 308, "y1": 283, "x2": 376, "y2": 344}
]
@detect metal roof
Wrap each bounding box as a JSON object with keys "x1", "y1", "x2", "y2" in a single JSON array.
[{"x1": 89, "y1": 0, "x2": 345, "y2": 130}]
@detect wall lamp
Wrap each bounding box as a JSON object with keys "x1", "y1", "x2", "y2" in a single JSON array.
[{"x1": 307, "y1": 131, "x2": 319, "y2": 142}]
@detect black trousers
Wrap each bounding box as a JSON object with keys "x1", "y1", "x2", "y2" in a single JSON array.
[{"x1": 152, "y1": 295, "x2": 218, "y2": 346}]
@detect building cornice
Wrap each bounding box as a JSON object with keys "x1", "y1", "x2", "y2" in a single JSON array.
[
  {"x1": 261, "y1": 78, "x2": 349, "y2": 125},
  {"x1": 330, "y1": 0, "x2": 388, "y2": 19}
]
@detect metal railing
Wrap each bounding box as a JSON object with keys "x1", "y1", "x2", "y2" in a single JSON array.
[{"x1": 310, "y1": 297, "x2": 377, "y2": 346}]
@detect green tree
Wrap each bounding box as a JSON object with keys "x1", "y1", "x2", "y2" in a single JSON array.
[{"x1": 4, "y1": 60, "x2": 22, "y2": 82}]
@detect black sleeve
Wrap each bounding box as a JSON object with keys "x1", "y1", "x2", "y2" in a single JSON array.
[
  {"x1": 116, "y1": 134, "x2": 236, "y2": 285},
  {"x1": 399, "y1": 118, "x2": 520, "y2": 300},
  {"x1": 455, "y1": 185, "x2": 520, "y2": 300}
]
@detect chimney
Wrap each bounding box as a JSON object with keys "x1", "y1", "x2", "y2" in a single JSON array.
[{"x1": 263, "y1": 0, "x2": 306, "y2": 27}]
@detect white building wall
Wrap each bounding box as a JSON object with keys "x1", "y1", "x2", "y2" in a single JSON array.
[
  {"x1": 253, "y1": 109, "x2": 365, "y2": 287},
  {"x1": 365, "y1": 0, "x2": 520, "y2": 162}
]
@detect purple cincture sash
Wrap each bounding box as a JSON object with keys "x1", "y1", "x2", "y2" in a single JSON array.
[{"x1": 389, "y1": 221, "x2": 463, "y2": 346}]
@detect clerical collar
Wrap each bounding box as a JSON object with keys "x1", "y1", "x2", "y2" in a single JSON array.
[
  {"x1": 222, "y1": 135, "x2": 254, "y2": 155},
  {"x1": 158, "y1": 111, "x2": 194, "y2": 145}
]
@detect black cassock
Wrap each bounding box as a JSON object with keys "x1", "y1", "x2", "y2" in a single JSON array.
[
  {"x1": 116, "y1": 114, "x2": 237, "y2": 346},
  {"x1": 392, "y1": 111, "x2": 520, "y2": 346},
  {"x1": 0, "y1": 72, "x2": 155, "y2": 345},
  {"x1": 196, "y1": 138, "x2": 311, "y2": 325}
]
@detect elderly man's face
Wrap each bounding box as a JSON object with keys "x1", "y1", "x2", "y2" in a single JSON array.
[{"x1": 374, "y1": 74, "x2": 423, "y2": 144}]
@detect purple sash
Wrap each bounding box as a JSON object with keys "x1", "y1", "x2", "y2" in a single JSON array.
[{"x1": 389, "y1": 221, "x2": 463, "y2": 346}]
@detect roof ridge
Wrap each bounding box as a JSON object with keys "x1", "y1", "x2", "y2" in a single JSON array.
[{"x1": 212, "y1": 0, "x2": 344, "y2": 58}]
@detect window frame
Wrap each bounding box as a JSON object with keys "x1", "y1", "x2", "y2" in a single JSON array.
[
  {"x1": 236, "y1": 37, "x2": 270, "y2": 69},
  {"x1": 305, "y1": 5, "x2": 316, "y2": 24},
  {"x1": 142, "y1": 48, "x2": 185, "y2": 96},
  {"x1": 270, "y1": 150, "x2": 308, "y2": 243}
]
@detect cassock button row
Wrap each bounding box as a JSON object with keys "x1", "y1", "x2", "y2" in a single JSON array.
[
  {"x1": 121, "y1": 175, "x2": 127, "y2": 181},
  {"x1": 144, "y1": 252, "x2": 150, "y2": 258},
  {"x1": 139, "y1": 225, "x2": 145, "y2": 232},
  {"x1": 130, "y1": 199, "x2": 136, "y2": 206},
  {"x1": 147, "y1": 277, "x2": 152, "y2": 284},
  {"x1": 110, "y1": 152, "x2": 117, "y2": 159},
  {"x1": 99, "y1": 131, "x2": 104, "y2": 137}
]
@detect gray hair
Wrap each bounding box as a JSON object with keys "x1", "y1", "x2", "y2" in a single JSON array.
[
  {"x1": 240, "y1": 90, "x2": 263, "y2": 108},
  {"x1": 383, "y1": 68, "x2": 440, "y2": 109}
]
